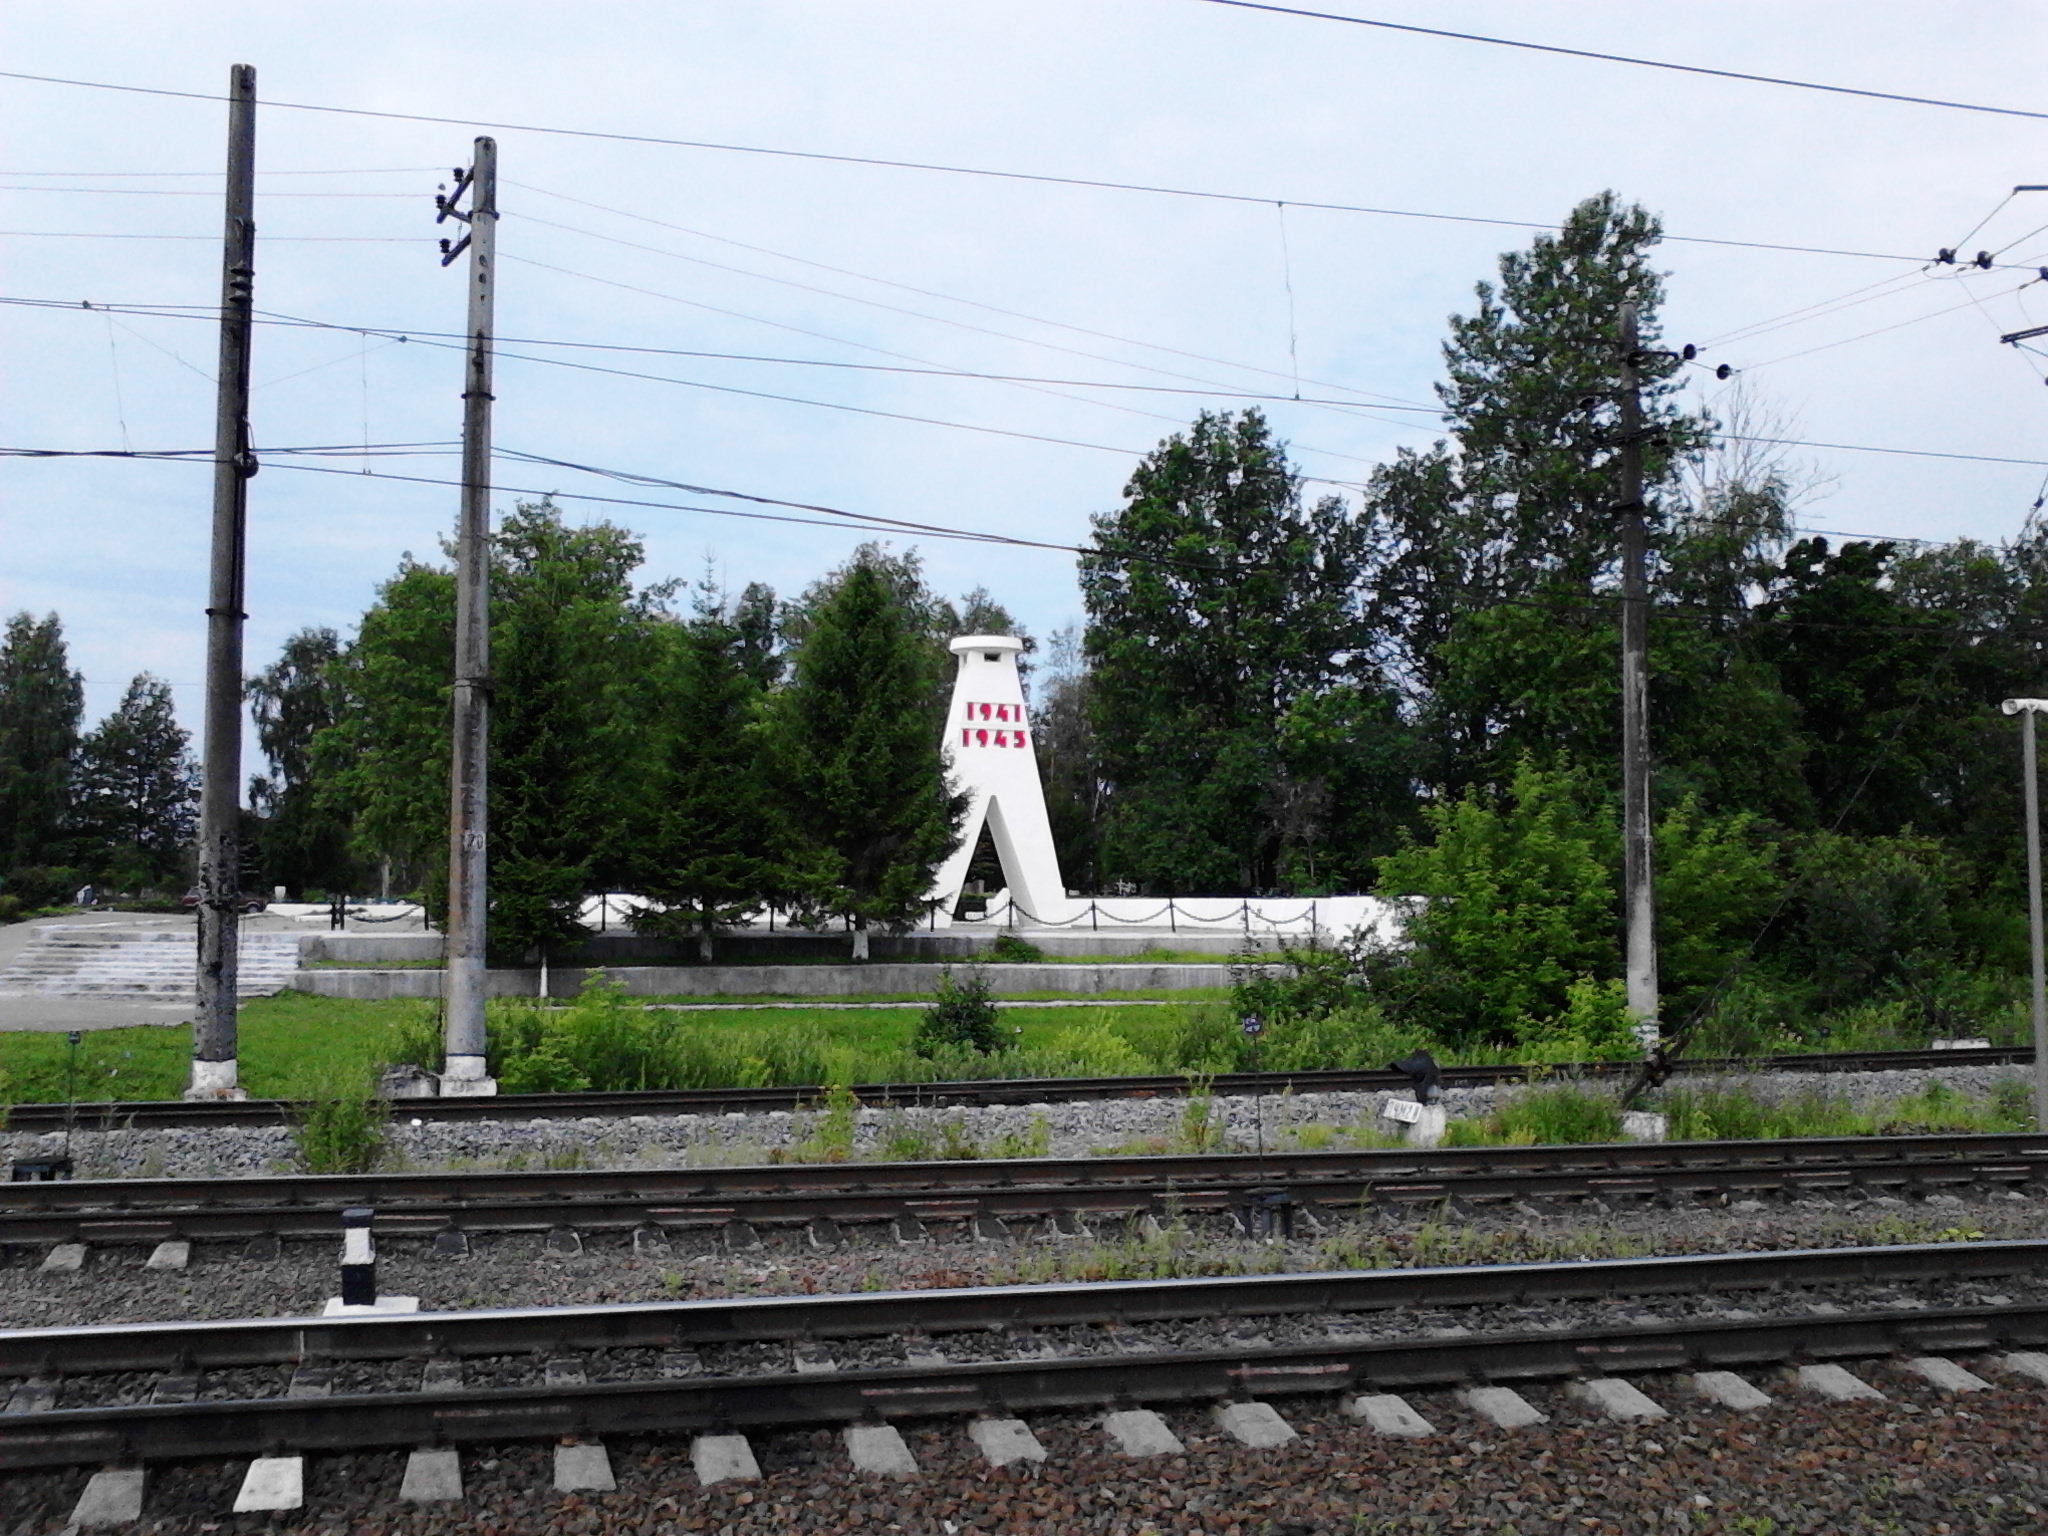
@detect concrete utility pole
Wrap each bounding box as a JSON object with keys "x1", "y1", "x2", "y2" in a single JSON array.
[
  {"x1": 189, "y1": 63, "x2": 258, "y2": 1101},
  {"x1": 1616, "y1": 300, "x2": 1660, "y2": 1051},
  {"x1": 438, "y1": 139, "x2": 498, "y2": 1096},
  {"x1": 2001, "y1": 699, "x2": 2048, "y2": 1131}
]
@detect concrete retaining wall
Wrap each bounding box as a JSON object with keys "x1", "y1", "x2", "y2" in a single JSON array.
[
  {"x1": 300, "y1": 929, "x2": 1280, "y2": 966},
  {"x1": 288, "y1": 961, "x2": 1236, "y2": 1000}
]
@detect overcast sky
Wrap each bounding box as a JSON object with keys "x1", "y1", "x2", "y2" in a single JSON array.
[{"x1": 5, "y1": 1, "x2": 2047, "y2": 778}]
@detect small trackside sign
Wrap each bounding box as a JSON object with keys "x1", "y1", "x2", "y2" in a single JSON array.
[{"x1": 1380, "y1": 1098, "x2": 1424, "y2": 1125}]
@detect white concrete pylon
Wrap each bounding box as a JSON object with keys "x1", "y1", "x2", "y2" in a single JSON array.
[{"x1": 929, "y1": 635, "x2": 1068, "y2": 923}]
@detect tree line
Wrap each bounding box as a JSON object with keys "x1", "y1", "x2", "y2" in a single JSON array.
[{"x1": 5, "y1": 191, "x2": 2044, "y2": 1051}]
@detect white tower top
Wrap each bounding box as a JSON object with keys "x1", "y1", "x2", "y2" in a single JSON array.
[{"x1": 929, "y1": 635, "x2": 1069, "y2": 924}]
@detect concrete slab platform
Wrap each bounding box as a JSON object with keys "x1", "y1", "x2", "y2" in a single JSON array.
[
  {"x1": 144, "y1": 1241, "x2": 189, "y2": 1271},
  {"x1": 71, "y1": 1466, "x2": 146, "y2": 1527},
  {"x1": 692, "y1": 1433, "x2": 762, "y2": 1485},
  {"x1": 322, "y1": 1293, "x2": 418, "y2": 1318},
  {"x1": 234, "y1": 1456, "x2": 304, "y2": 1513},
  {"x1": 1460, "y1": 1386, "x2": 1548, "y2": 1429},
  {"x1": 554, "y1": 1441, "x2": 616, "y2": 1493},
  {"x1": 1794, "y1": 1363, "x2": 1885, "y2": 1401},
  {"x1": 1999, "y1": 1351, "x2": 2048, "y2": 1386},
  {"x1": 1213, "y1": 1400, "x2": 1296, "y2": 1448},
  {"x1": 1346, "y1": 1393, "x2": 1436, "y2": 1437},
  {"x1": 400, "y1": 1448, "x2": 464, "y2": 1503},
  {"x1": 39, "y1": 1242, "x2": 85, "y2": 1273},
  {"x1": 1568, "y1": 1378, "x2": 1667, "y2": 1421},
  {"x1": 1906, "y1": 1356, "x2": 1991, "y2": 1393},
  {"x1": 969, "y1": 1417, "x2": 1046, "y2": 1467},
  {"x1": 1690, "y1": 1371, "x2": 1773, "y2": 1410},
  {"x1": 845, "y1": 1423, "x2": 919, "y2": 1478},
  {"x1": 1102, "y1": 1408, "x2": 1184, "y2": 1457}
]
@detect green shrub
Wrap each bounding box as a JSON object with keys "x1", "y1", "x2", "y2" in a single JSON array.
[
  {"x1": 913, "y1": 966, "x2": 1004, "y2": 1057},
  {"x1": 1043, "y1": 1018, "x2": 1150, "y2": 1077},
  {"x1": 498, "y1": 1040, "x2": 590, "y2": 1093},
  {"x1": 292, "y1": 1071, "x2": 391, "y2": 1173},
  {"x1": 1486, "y1": 1084, "x2": 1624, "y2": 1145},
  {"x1": 987, "y1": 933, "x2": 1045, "y2": 963},
  {"x1": 1231, "y1": 936, "x2": 1357, "y2": 1028}
]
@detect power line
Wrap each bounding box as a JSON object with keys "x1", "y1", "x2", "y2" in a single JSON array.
[
  {"x1": 15, "y1": 441, "x2": 2046, "y2": 636},
  {"x1": 7, "y1": 293, "x2": 2046, "y2": 478},
  {"x1": 0, "y1": 166, "x2": 438, "y2": 177},
  {"x1": 0, "y1": 67, "x2": 2020, "y2": 269},
  {"x1": 507, "y1": 221, "x2": 1438, "y2": 441},
  {"x1": 0, "y1": 185, "x2": 416, "y2": 198},
  {"x1": 508, "y1": 177, "x2": 1438, "y2": 411},
  {"x1": 1191, "y1": 0, "x2": 2048, "y2": 123},
  {"x1": 0, "y1": 230, "x2": 419, "y2": 242},
  {"x1": 1742, "y1": 278, "x2": 2042, "y2": 369}
]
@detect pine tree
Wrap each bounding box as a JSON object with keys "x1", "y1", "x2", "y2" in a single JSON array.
[
  {"x1": 0, "y1": 612, "x2": 85, "y2": 892},
  {"x1": 74, "y1": 674, "x2": 198, "y2": 891},
  {"x1": 770, "y1": 553, "x2": 965, "y2": 959}
]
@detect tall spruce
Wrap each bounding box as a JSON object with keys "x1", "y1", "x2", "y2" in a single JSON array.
[
  {"x1": 770, "y1": 553, "x2": 965, "y2": 959},
  {"x1": 0, "y1": 612, "x2": 84, "y2": 888},
  {"x1": 318, "y1": 501, "x2": 667, "y2": 948},
  {"x1": 1078, "y1": 408, "x2": 1390, "y2": 893},
  {"x1": 73, "y1": 673, "x2": 198, "y2": 891},
  {"x1": 636, "y1": 608, "x2": 780, "y2": 960}
]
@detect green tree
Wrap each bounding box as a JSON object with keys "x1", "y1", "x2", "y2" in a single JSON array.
[
  {"x1": 1370, "y1": 756, "x2": 1614, "y2": 1049},
  {"x1": 0, "y1": 612, "x2": 84, "y2": 890},
  {"x1": 635, "y1": 607, "x2": 781, "y2": 960},
  {"x1": 73, "y1": 674, "x2": 198, "y2": 890},
  {"x1": 1365, "y1": 192, "x2": 1710, "y2": 797},
  {"x1": 318, "y1": 556, "x2": 456, "y2": 899},
  {"x1": 769, "y1": 551, "x2": 966, "y2": 959},
  {"x1": 319, "y1": 502, "x2": 669, "y2": 954},
  {"x1": 1079, "y1": 408, "x2": 1391, "y2": 892},
  {"x1": 488, "y1": 503, "x2": 669, "y2": 961},
  {"x1": 247, "y1": 627, "x2": 361, "y2": 897}
]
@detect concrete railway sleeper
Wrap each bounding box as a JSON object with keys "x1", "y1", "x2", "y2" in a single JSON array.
[
  {"x1": 6, "y1": 1044, "x2": 2035, "y2": 1131},
  {"x1": 4, "y1": 1133, "x2": 2045, "y2": 1248},
  {"x1": 5, "y1": 1284, "x2": 2048, "y2": 1523}
]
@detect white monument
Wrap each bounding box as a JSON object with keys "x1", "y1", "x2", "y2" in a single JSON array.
[{"x1": 929, "y1": 636, "x2": 1069, "y2": 922}]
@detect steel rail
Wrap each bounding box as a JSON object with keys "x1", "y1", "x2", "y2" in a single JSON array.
[
  {"x1": 6, "y1": 1045, "x2": 2033, "y2": 1131},
  {"x1": 3, "y1": 1134, "x2": 2044, "y2": 1244},
  {"x1": 6, "y1": 1240, "x2": 2046, "y2": 1378},
  {"x1": 2, "y1": 1254, "x2": 2045, "y2": 1468}
]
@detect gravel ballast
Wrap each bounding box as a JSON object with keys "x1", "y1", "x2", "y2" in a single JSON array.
[{"x1": 2, "y1": 1064, "x2": 2033, "y2": 1181}]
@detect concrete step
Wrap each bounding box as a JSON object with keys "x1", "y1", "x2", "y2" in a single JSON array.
[{"x1": 0, "y1": 930, "x2": 304, "y2": 1000}]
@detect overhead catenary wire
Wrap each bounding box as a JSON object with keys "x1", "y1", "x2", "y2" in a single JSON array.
[
  {"x1": 0, "y1": 67, "x2": 2028, "y2": 270},
  {"x1": 14, "y1": 442, "x2": 2042, "y2": 637},
  {"x1": 507, "y1": 223, "x2": 1435, "y2": 442},
  {"x1": 509, "y1": 178, "x2": 1440, "y2": 411},
  {"x1": 1189, "y1": 1, "x2": 2048, "y2": 124},
  {"x1": 4, "y1": 293, "x2": 2044, "y2": 478}
]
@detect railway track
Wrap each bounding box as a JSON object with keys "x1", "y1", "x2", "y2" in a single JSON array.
[
  {"x1": 4, "y1": 1243, "x2": 2046, "y2": 1478},
  {"x1": 4, "y1": 1044, "x2": 2033, "y2": 1132},
  {"x1": 4, "y1": 1132, "x2": 2044, "y2": 1246}
]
